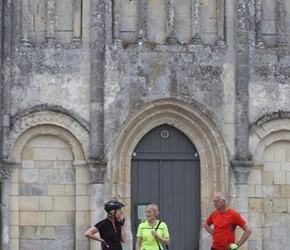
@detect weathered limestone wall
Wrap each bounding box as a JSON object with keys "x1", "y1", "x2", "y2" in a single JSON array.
[
  {"x1": 249, "y1": 119, "x2": 290, "y2": 249},
  {"x1": 119, "y1": 0, "x2": 223, "y2": 45},
  {"x1": 11, "y1": 47, "x2": 91, "y2": 121},
  {"x1": 9, "y1": 116, "x2": 90, "y2": 250},
  {"x1": 249, "y1": 47, "x2": 290, "y2": 121},
  {"x1": 249, "y1": 141, "x2": 290, "y2": 249},
  {"x1": 11, "y1": 135, "x2": 76, "y2": 249},
  {"x1": 104, "y1": 45, "x2": 234, "y2": 152},
  {"x1": 0, "y1": 0, "x2": 290, "y2": 249},
  {"x1": 248, "y1": 1, "x2": 290, "y2": 249}
]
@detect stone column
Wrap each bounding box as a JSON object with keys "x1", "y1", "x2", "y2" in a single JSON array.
[
  {"x1": 72, "y1": 0, "x2": 82, "y2": 44},
  {"x1": 137, "y1": 0, "x2": 148, "y2": 43},
  {"x1": 232, "y1": 0, "x2": 252, "y2": 183},
  {"x1": 2, "y1": 0, "x2": 12, "y2": 161},
  {"x1": 231, "y1": 183, "x2": 250, "y2": 248},
  {"x1": 46, "y1": 0, "x2": 56, "y2": 45},
  {"x1": 0, "y1": 161, "x2": 13, "y2": 250},
  {"x1": 1, "y1": 1, "x2": 13, "y2": 247},
  {"x1": 112, "y1": 0, "x2": 121, "y2": 43},
  {"x1": 1, "y1": 10, "x2": 13, "y2": 246},
  {"x1": 21, "y1": 0, "x2": 32, "y2": 46},
  {"x1": 191, "y1": 0, "x2": 202, "y2": 44},
  {"x1": 165, "y1": 0, "x2": 177, "y2": 44},
  {"x1": 87, "y1": 160, "x2": 106, "y2": 249},
  {"x1": 255, "y1": 0, "x2": 263, "y2": 46},
  {"x1": 0, "y1": 0, "x2": 2, "y2": 49},
  {"x1": 89, "y1": 183, "x2": 105, "y2": 249},
  {"x1": 0, "y1": 181, "x2": 10, "y2": 250},
  {"x1": 216, "y1": 0, "x2": 225, "y2": 45},
  {"x1": 89, "y1": 0, "x2": 106, "y2": 177},
  {"x1": 277, "y1": 0, "x2": 287, "y2": 46},
  {"x1": 88, "y1": 8, "x2": 107, "y2": 250}
]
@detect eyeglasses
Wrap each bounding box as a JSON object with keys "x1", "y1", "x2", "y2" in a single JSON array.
[{"x1": 213, "y1": 199, "x2": 225, "y2": 203}]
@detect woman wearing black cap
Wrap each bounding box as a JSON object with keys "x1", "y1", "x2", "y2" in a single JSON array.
[{"x1": 85, "y1": 200, "x2": 126, "y2": 250}]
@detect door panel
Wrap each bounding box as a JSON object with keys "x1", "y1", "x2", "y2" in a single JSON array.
[{"x1": 131, "y1": 125, "x2": 200, "y2": 250}]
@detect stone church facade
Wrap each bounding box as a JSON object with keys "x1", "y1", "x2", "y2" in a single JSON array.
[{"x1": 0, "y1": 0, "x2": 290, "y2": 249}]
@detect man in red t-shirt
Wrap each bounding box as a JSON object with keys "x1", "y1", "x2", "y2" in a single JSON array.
[{"x1": 204, "y1": 192, "x2": 252, "y2": 250}]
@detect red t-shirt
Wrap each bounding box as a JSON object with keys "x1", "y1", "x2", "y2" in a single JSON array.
[{"x1": 206, "y1": 209, "x2": 246, "y2": 250}]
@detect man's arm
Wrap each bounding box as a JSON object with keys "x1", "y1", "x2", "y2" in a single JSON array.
[
  {"x1": 204, "y1": 223, "x2": 213, "y2": 236},
  {"x1": 236, "y1": 223, "x2": 252, "y2": 247}
]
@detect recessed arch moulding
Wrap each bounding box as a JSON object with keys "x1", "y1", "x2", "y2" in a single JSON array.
[
  {"x1": 10, "y1": 111, "x2": 89, "y2": 162},
  {"x1": 250, "y1": 118, "x2": 290, "y2": 165},
  {"x1": 248, "y1": 116, "x2": 290, "y2": 249},
  {"x1": 108, "y1": 97, "x2": 229, "y2": 248},
  {"x1": 5, "y1": 111, "x2": 90, "y2": 250}
]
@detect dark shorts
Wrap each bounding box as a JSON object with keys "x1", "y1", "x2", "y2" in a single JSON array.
[{"x1": 211, "y1": 248, "x2": 227, "y2": 250}]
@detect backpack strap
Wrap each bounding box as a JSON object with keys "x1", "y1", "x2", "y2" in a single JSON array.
[
  {"x1": 155, "y1": 221, "x2": 162, "y2": 250},
  {"x1": 155, "y1": 220, "x2": 162, "y2": 231}
]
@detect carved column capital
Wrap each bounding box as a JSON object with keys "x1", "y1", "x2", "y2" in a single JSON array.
[
  {"x1": 87, "y1": 159, "x2": 107, "y2": 184},
  {"x1": 0, "y1": 159, "x2": 15, "y2": 182},
  {"x1": 231, "y1": 159, "x2": 254, "y2": 184}
]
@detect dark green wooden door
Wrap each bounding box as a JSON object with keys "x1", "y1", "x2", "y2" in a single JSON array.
[{"x1": 131, "y1": 124, "x2": 200, "y2": 250}]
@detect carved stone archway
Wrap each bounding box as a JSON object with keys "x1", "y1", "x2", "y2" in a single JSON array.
[
  {"x1": 250, "y1": 118, "x2": 290, "y2": 163},
  {"x1": 0, "y1": 111, "x2": 90, "y2": 250},
  {"x1": 109, "y1": 98, "x2": 229, "y2": 250},
  {"x1": 249, "y1": 117, "x2": 290, "y2": 250},
  {"x1": 10, "y1": 110, "x2": 90, "y2": 159}
]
